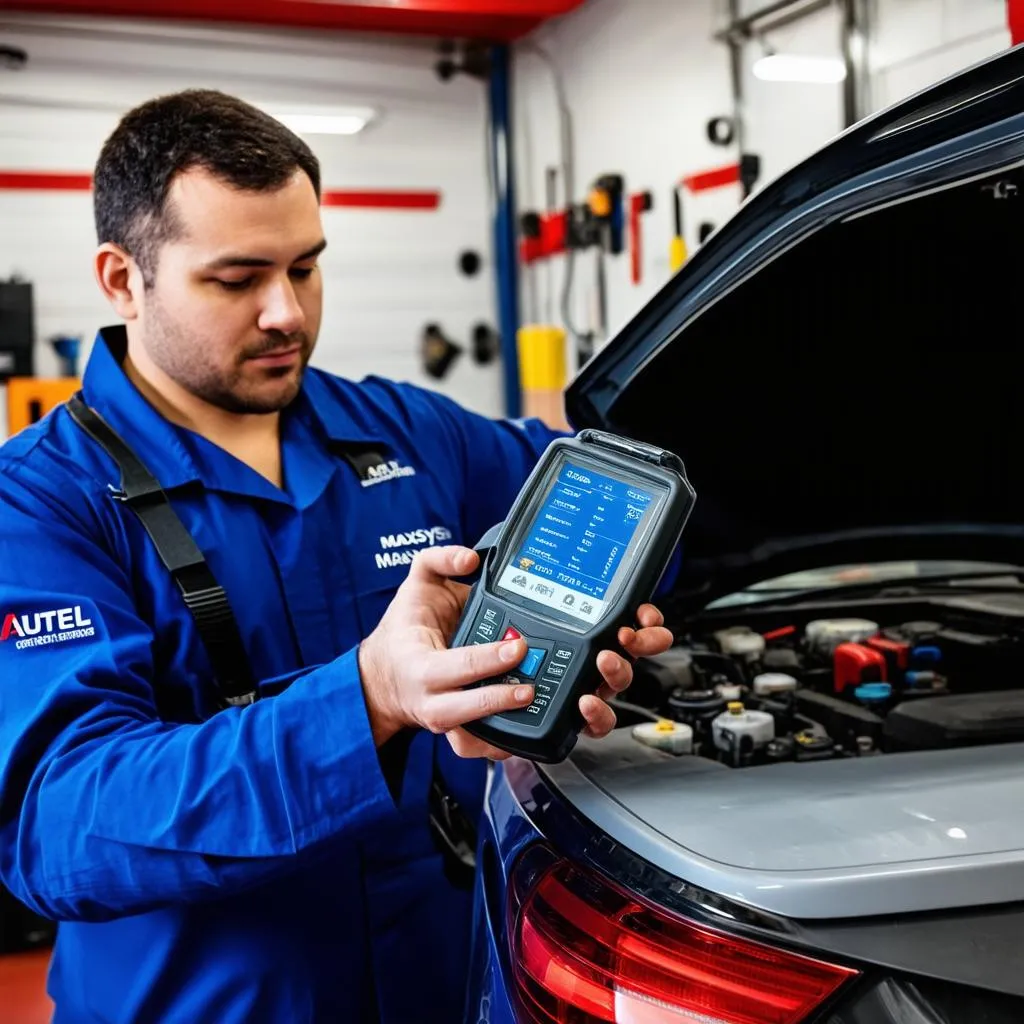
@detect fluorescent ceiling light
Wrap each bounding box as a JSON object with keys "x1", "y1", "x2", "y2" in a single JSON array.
[
  {"x1": 270, "y1": 108, "x2": 376, "y2": 136},
  {"x1": 752, "y1": 54, "x2": 846, "y2": 83}
]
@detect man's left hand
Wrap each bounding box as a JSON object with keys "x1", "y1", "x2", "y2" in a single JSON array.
[
  {"x1": 579, "y1": 602, "x2": 673, "y2": 739},
  {"x1": 447, "y1": 601, "x2": 673, "y2": 759}
]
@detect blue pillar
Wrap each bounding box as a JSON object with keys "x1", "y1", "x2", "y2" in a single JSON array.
[{"x1": 487, "y1": 44, "x2": 522, "y2": 419}]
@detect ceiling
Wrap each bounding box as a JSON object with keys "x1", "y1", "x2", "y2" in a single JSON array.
[{"x1": 2, "y1": 0, "x2": 589, "y2": 42}]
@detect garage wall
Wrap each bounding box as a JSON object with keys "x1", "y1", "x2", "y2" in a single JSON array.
[
  {"x1": 0, "y1": 13, "x2": 504, "y2": 434},
  {"x1": 513, "y1": 0, "x2": 737, "y2": 354},
  {"x1": 872, "y1": 0, "x2": 1009, "y2": 109},
  {"x1": 514, "y1": 0, "x2": 1013, "y2": 359}
]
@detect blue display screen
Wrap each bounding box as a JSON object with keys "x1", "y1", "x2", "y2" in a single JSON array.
[{"x1": 497, "y1": 461, "x2": 655, "y2": 625}]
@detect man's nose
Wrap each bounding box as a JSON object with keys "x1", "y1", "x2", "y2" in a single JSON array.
[{"x1": 258, "y1": 278, "x2": 305, "y2": 336}]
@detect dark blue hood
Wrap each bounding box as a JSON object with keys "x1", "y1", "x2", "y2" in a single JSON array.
[{"x1": 566, "y1": 44, "x2": 1024, "y2": 611}]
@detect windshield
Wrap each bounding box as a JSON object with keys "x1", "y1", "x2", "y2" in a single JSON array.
[{"x1": 706, "y1": 560, "x2": 1023, "y2": 609}]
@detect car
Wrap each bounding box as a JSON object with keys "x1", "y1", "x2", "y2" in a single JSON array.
[{"x1": 463, "y1": 41, "x2": 1024, "y2": 1024}]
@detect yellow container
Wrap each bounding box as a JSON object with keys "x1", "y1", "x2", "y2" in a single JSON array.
[
  {"x1": 517, "y1": 325, "x2": 569, "y2": 429},
  {"x1": 517, "y1": 324, "x2": 567, "y2": 390}
]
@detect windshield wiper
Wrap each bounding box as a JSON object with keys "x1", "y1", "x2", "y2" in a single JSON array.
[{"x1": 731, "y1": 569, "x2": 1024, "y2": 611}]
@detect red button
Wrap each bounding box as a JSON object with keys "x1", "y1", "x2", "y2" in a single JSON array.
[{"x1": 503, "y1": 626, "x2": 522, "y2": 641}]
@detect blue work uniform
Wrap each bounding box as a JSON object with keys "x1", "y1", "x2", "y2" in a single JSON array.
[{"x1": 0, "y1": 326, "x2": 561, "y2": 1023}]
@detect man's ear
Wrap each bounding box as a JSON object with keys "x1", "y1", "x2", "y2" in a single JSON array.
[{"x1": 94, "y1": 243, "x2": 146, "y2": 320}]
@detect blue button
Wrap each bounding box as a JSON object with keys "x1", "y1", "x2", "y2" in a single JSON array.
[{"x1": 519, "y1": 647, "x2": 546, "y2": 679}]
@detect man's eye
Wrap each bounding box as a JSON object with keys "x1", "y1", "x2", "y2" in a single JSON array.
[
  {"x1": 290, "y1": 267, "x2": 316, "y2": 281},
  {"x1": 216, "y1": 278, "x2": 253, "y2": 292}
]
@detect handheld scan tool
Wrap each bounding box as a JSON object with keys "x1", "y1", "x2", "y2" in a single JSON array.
[{"x1": 452, "y1": 429, "x2": 696, "y2": 763}]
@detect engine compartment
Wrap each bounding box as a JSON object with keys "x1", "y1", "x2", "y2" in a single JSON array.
[{"x1": 625, "y1": 600, "x2": 1024, "y2": 768}]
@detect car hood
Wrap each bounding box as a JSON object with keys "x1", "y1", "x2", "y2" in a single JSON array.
[
  {"x1": 538, "y1": 732, "x2": 1024, "y2": 919},
  {"x1": 565, "y1": 44, "x2": 1024, "y2": 611}
]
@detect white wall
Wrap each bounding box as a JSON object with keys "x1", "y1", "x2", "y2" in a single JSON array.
[
  {"x1": 741, "y1": 0, "x2": 845, "y2": 188},
  {"x1": 0, "y1": 13, "x2": 505, "y2": 432},
  {"x1": 514, "y1": 0, "x2": 1013, "y2": 357},
  {"x1": 871, "y1": 0, "x2": 1009, "y2": 108}
]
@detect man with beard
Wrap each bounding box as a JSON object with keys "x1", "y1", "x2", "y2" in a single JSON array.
[{"x1": 0, "y1": 90, "x2": 673, "y2": 1022}]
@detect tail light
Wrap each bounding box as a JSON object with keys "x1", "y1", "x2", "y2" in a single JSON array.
[{"x1": 508, "y1": 850, "x2": 858, "y2": 1024}]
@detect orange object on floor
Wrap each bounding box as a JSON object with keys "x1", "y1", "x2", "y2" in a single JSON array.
[{"x1": 0, "y1": 950, "x2": 53, "y2": 1024}]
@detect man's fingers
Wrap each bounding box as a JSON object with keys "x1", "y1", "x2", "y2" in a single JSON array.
[
  {"x1": 580, "y1": 695, "x2": 616, "y2": 738},
  {"x1": 596, "y1": 650, "x2": 632, "y2": 694},
  {"x1": 618, "y1": 625, "x2": 674, "y2": 658},
  {"x1": 423, "y1": 637, "x2": 526, "y2": 692},
  {"x1": 636, "y1": 603, "x2": 665, "y2": 628},
  {"x1": 407, "y1": 545, "x2": 479, "y2": 585},
  {"x1": 446, "y1": 727, "x2": 515, "y2": 760},
  {"x1": 419, "y1": 679, "x2": 534, "y2": 734}
]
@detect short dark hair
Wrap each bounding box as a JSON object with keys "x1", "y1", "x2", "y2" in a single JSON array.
[{"x1": 93, "y1": 89, "x2": 322, "y2": 286}]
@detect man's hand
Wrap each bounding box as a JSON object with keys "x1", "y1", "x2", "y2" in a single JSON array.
[{"x1": 358, "y1": 545, "x2": 674, "y2": 760}]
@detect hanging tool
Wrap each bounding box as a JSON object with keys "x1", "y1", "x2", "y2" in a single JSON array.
[
  {"x1": 628, "y1": 191, "x2": 653, "y2": 286},
  {"x1": 581, "y1": 174, "x2": 624, "y2": 357},
  {"x1": 669, "y1": 186, "x2": 688, "y2": 274},
  {"x1": 544, "y1": 166, "x2": 558, "y2": 326}
]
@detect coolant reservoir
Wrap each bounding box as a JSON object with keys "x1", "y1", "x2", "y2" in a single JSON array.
[
  {"x1": 632, "y1": 719, "x2": 694, "y2": 755},
  {"x1": 753, "y1": 672, "x2": 797, "y2": 697},
  {"x1": 712, "y1": 702, "x2": 775, "y2": 754},
  {"x1": 713, "y1": 626, "x2": 766, "y2": 660},
  {"x1": 806, "y1": 618, "x2": 879, "y2": 656},
  {"x1": 715, "y1": 682, "x2": 744, "y2": 702}
]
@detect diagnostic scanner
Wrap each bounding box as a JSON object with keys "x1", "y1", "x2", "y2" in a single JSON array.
[{"x1": 452, "y1": 429, "x2": 696, "y2": 763}]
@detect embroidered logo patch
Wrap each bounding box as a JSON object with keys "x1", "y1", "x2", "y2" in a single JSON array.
[
  {"x1": 1, "y1": 605, "x2": 97, "y2": 650},
  {"x1": 375, "y1": 525, "x2": 453, "y2": 568},
  {"x1": 361, "y1": 459, "x2": 417, "y2": 488}
]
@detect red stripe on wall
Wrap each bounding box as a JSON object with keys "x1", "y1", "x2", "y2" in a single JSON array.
[
  {"x1": 0, "y1": 173, "x2": 441, "y2": 210},
  {"x1": 0, "y1": 172, "x2": 93, "y2": 191},
  {"x1": 682, "y1": 164, "x2": 741, "y2": 193},
  {"x1": 322, "y1": 190, "x2": 441, "y2": 209}
]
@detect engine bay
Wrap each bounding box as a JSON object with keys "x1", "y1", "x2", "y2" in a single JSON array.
[{"x1": 625, "y1": 600, "x2": 1024, "y2": 768}]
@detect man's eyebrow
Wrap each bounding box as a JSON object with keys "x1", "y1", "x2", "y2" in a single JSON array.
[{"x1": 203, "y1": 239, "x2": 328, "y2": 271}]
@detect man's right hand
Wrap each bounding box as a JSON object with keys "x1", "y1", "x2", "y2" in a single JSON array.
[{"x1": 357, "y1": 545, "x2": 534, "y2": 758}]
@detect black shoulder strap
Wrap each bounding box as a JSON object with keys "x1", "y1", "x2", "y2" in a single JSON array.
[{"x1": 66, "y1": 393, "x2": 257, "y2": 708}]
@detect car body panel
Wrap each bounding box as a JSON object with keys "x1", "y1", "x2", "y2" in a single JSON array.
[{"x1": 540, "y1": 733, "x2": 1024, "y2": 918}]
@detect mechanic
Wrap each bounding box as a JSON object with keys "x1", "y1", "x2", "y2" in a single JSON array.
[{"x1": 0, "y1": 90, "x2": 673, "y2": 1023}]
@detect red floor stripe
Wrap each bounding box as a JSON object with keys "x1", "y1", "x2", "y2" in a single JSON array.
[{"x1": 0, "y1": 950, "x2": 53, "y2": 1024}]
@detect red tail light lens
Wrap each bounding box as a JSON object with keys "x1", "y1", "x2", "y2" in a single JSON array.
[{"x1": 509, "y1": 853, "x2": 858, "y2": 1024}]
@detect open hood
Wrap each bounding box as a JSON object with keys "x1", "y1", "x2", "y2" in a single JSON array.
[{"x1": 566, "y1": 45, "x2": 1024, "y2": 612}]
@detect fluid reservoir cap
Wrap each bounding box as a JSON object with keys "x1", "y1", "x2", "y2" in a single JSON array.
[
  {"x1": 712, "y1": 706, "x2": 774, "y2": 752},
  {"x1": 753, "y1": 672, "x2": 797, "y2": 696},
  {"x1": 633, "y1": 720, "x2": 694, "y2": 755},
  {"x1": 854, "y1": 682, "x2": 892, "y2": 703},
  {"x1": 714, "y1": 627, "x2": 766, "y2": 658},
  {"x1": 716, "y1": 683, "x2": 743, "y2": 702},
  {"x1": 911, "y1": 645, "x2": 942, "y2": 664}
]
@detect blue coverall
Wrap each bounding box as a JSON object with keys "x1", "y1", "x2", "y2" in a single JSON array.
[{"x1": 0, "y1": 325, "x2": 561, "y2": 1022}]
